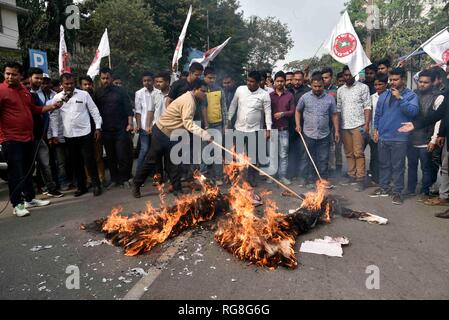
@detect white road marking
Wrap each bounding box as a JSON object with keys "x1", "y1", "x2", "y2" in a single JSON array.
[{"x1": 123, "y1": 231, "x2": 193, "y2": 300}]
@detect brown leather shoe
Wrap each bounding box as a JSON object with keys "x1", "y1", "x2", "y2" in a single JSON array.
[
  {"x1": 435, "y1": 210, "x2": 449, "y2": 219},
  {"x1": 423, "y1": 198, "x2": 449, "y2": 206}
]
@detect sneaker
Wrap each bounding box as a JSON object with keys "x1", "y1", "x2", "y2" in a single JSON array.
[
  {"x1": 354, "y1": 181, "x2": 366, "y2": 192},
  {"x1": 280, "y1": 178, "x2": 292, "y2": 186},
  {"x1": 417, "y1": 194, "x2": 432, "y2": 203},
  {"x1": 340, "y1": 176, "x2": 356, "y2": 186},
  {"x1": 392, "y1": 193, "x2": 403, "y2": 205},
  {"x1": 24, "y1": 199, "x2": 51, "y2": 209},
  {"x1": 74, "y1": 189, "x2": 88, "y2": 197},
  {"x1": 366, "y1": 180, "x2": 379, "y2": 188},
  {"x1": 435, "y1": 210, "x2": 449, "y2": 219},
  {"x1": 369, "y1": 188, "x2": 390, "y2": 198},
  {"x1": 93, "y1": 186, "x2": 102, "y2": 197},
  {"x1": 423, "y1": 197, "x2": 449, "y2": 206},
  {"x1": 47, "y1": 190, "x2": 64, "y2": 198},
  {"x1": 13, "y1": 204, "x2": 30, "y2": 217}
]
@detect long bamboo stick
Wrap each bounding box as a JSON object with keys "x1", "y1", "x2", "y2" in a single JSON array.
[{"x1": 211, "y1": 141, "x2": 304, "y2": 201}]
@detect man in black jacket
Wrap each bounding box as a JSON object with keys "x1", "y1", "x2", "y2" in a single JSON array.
[
  {"x1": 405, "y1": 70, "x2": 445, "y2": 201},
  {"x1": 94, "y1": 68, "x2": 134, "y2": 188},
  {"x1": 399, "y1": 63, "x2": 449, "y2": 218}
]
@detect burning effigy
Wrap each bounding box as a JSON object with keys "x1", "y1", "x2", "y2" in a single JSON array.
[{"x1": 83, "y1": 153, "x2": 387, "y2": 270}]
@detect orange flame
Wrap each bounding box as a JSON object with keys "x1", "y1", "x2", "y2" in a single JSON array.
[
  {"x1": 100, "y1": 152, "x2": 332, "y2": 269},
  {"x1": 102, "y1": 177, "x2": 220, "y2": 256}
]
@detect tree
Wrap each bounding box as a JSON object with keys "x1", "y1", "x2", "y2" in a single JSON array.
[
  {"x1": 16, "y1": 0, "x2": 75, "y2": 71},
  {"x1": 245, "y1": 16, "x2": 294, "y2": 71},
  {"x1": 77, "y1": 0, "x2": 168, "y2": 91},
  {"x1": 284, "y1": 54, "x2": 344, "y2": 74},
  {"x1": 144, "y1": 0, "x2": 252, "y2": 81},
  {"x1": 343, "y1": 0, "x2": 448, "y2": 65}
]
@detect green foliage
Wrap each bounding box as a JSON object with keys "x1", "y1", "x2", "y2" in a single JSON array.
[
  {"x1": 375, "y1": 0, "x2": 425, "y2": 28},
  {"x1": 16, "y1": 0, "x2": 75, "y2": 70},
  {"x1": 337, "y1": 0, "x2": 449, "y2": 67},
  {"x1": 143, "y1": 0, "x2": 252, "y2": 81},
  {"x1": 77, "y1": 0, "x2": 168, "y2": 90},
  {"x1": 246, "y1": 16, "x2": 294, "y2": 71},
  {"x1": 284, "y1": 54, "x2": 345, "y2": 75},
  {"x1": 371, "y1": 22, "x2": 433, "y2": 62},
  {"x1": 344, "y1": 0, "x2": 368, "y2": 41},
  {"x1": 15, "y1": 0, "x2": 293, "y2": 87}
]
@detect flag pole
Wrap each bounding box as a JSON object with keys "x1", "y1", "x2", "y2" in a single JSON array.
[
  {"x1": 398, "y1": 26, "x2": 449, "y2": 66},
  {"x1": 109, "y1": 55, "x2": 112, "y2": 69}
]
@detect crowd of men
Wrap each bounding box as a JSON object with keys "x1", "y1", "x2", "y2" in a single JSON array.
[{"x1": 1, "y1": 58, "x2": 449, "y2": 219}]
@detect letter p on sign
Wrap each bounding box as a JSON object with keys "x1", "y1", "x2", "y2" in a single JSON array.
[{"x1": 28, "y1": 49, "x2": 49, "y2": 74}]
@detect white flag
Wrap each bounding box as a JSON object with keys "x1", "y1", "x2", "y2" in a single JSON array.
[
  {"x1": 324, "y1": 11, "x2": 371, "y2": 77},
  {"x1": 87, "y1": 29, "x2": 111, "y2": 79},
  {"x1": 172, "y1": 5, "x2": 193, "y2": 69},
  {"x1": 191, "y1": 37, "x2": 232, "y2": 68},
  {"x1": 58, "y1": 25, "x2": 70, "y2": 75},
  {"x1": 421, "y1": 27, "x2": 449, "y2": 71}
]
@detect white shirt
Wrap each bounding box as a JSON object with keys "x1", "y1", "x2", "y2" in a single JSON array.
[
  {"x1": 50, "y1": 89, "x2": 102, "y2": 138},
  {"x1": 370, "y1": 92, "x2": 380, "y2": 139},
  {"x1": 135, "y1": 87, "x2": 156, "y2": 129},
  {"x1": 228, "y1": 86, "x2": 272, "y2": 132},
  {"x1": 151, "y1": 89, "x2": 167, "y2": 125}
]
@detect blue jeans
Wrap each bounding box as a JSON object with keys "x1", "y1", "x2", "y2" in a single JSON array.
[
  {"x1": 277, "y1": 130, "x2": 289, "y2": 179},
  {"x1": 206, "y1": 124, "x2": 223, "y2": 179},
  {"x1": 303, "y1": 134, "x2": 330, "y2": 184},
  {"x1": 407, "y1": 145, "x2": 432, "y2": 194},
  {"x1": 137, "y1": 129, "x2": 151, "y2": 174},
  {"x1": 378, "y1": 140, "x2": 408, "y2": 193}
]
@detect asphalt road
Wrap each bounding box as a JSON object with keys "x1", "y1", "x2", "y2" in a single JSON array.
[{"x1": 0, "y1": 172, "x2": 448, "y2": 301}]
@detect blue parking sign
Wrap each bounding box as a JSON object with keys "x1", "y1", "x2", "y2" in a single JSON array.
[{"x1": 29, "y1": 49, "x2": 48, "y2": 74}]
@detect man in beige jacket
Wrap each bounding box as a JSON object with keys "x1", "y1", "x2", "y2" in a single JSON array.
[{"x1": 132, "y1": 79, "x2": 211, "y2": 197}]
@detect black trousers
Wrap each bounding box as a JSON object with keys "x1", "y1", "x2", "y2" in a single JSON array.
[
  {"x1": 369, "y1": 139, "x2": 379, "y2": 184},
  {"x1": 2, "y1": 141, "x2": 36, "y2": 207},
  {"x1": 65, "y1": 134, "x2": 100, "y2": 190},
  {"x1": 102, "y1": 130, "x2": 133, "y2": 184},
  {"x1": 133, "y1": 126, "x2": 182, "y2": 191}
]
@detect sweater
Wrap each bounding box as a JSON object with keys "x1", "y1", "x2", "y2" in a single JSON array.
[{"x1": 156, "y1": 92, "x2": 210, "y2": 140}]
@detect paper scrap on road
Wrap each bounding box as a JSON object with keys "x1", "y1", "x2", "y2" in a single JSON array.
[
  {"x1": 300, "y1": 236, "x2": 350, "y2": 258},
  {"x1": 83, "y1": 239, "x2": 110, "y2": 247},
  {"x1": 128, "y1": 268, "x2": 148, "y2": 277},
  {"x1": 359, "y1": 213, "x2": 388, "y2": 225},
  {"x1": 30, "y1": 245, "x2": 53, "y2": 252}
]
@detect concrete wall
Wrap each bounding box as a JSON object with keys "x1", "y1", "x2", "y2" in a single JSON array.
[{"x1": 0, "y1": 0, "x2": 20, "y2": 50}]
